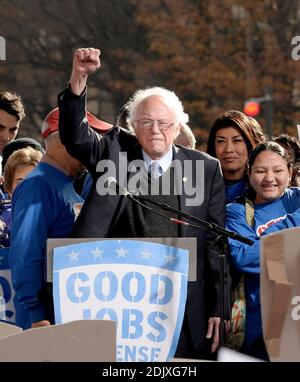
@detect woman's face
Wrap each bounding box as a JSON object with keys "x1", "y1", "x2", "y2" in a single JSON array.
[
  {"x1": 11, "y1": 164, "x2": 35, "y2": 195},
  {"x1": 215, "y1": 127, "x2": 248, "y2": 180},
  {"x1": 249, "y1": 150, "x2": 292, "y2": 204}
]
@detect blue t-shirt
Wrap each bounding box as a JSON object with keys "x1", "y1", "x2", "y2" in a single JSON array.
[
  {"x1": 226, "y1": 188, "x2": 300, "y2": 345},
  {"x1": 225, "y1": 178, "x2": 246, "y2": 204},
  {"x1": 9, "y1": 162, "x2": 83, "y2": 329}
]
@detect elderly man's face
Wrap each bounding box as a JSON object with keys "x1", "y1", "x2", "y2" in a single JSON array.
[{"x1": 133, "y1": 96, "x2": 179, "y2": 160}]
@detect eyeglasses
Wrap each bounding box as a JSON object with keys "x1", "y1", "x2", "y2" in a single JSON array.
[{"x1": 135, "y1": 119, "x2": 175, "y2": 131}]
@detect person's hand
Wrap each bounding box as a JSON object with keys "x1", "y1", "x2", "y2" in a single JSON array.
[
  {"x1": 225, "y1": 319, "x2": 231, "y2": 335},
  {"x1": 70, "y1": 48, "x2": 101, "y2": 95},
  {"x1": 31, "y1": 320, "x2": 51, "y2": 329},
  {"x1": 72, "y1": 47, "x2": 101, "y2": 77},
  {"x1": 206, "y1": 317, "x2": 220, "y2": 353}
]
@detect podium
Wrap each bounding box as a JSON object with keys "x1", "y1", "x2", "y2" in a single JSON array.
[
  {"x1": 0, "y1": 321, "x2": 22, "y2": 340},
  {"x1": 0, "y1": 320, "x2": 116, "y2": 361},
  {"x1": 1, "y1": 239, "x2": 195, "y2": 362}
]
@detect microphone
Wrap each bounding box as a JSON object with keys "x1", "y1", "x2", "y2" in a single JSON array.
[
  {"x1": 106, "y1": 176, "x2": 137, "y2": 198},
  {"x1": 105, "y1": 177, "x2": 193, "y2": 228}
]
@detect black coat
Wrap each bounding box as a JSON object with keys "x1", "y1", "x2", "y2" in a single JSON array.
[{"x1": 58, "y1": 89, "x2": 229, "y2": 359}]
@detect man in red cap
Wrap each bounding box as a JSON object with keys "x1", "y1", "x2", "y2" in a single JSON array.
[
  {"x1": 42, "y1": 107, "x2": 112, "y2": 195},
  {"x1": 9, "y1": 109, "x2": 86, "y2": 330},
  {"x1": 41, "y1": 107, "x2": 112, "y2": 139}
]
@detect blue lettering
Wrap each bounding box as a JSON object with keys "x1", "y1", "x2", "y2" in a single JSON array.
[
  {"x1": 122, "y1": 308, "x2": 143, "y2": 339},
  {"x1": 66, "y1": 272, "x2": 90, "y2": 303},
  {"x1": 82, "y1": 307, "x2": 118, "y2": 323},
  {"x1": 150, "y1": 274, "x2": 173, "y2": 305},
  {"x1": 147, "y1": 311, "x2": 167, "y2": 342},
  {"x1": 122, "y1": 272, "x2": 146, "y2": 302},
  {"x1": 96, "y1": 307, "x2": 118, "y2": 322},
  {"x1": 150, "y1": 347, "x2": 161, "y2": 361},
  {"x1": 124, "y1": 344, "x2": 136, "y2": 362},
  {"x1": 137, "y1": 346, "x2": 149, "y2": 362},
  {"x1": 116, "y1": 345, "x2": 123, "y2": 362},
  {"x1": 94, "y1": 271, "x2": 117, "y2": 301},
  {"x1": 117, "y1": 345, "x2": 161, "y2": 362}
]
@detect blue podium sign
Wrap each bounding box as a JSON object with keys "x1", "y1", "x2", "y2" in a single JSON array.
[{"x1": 53, "y1": 239, "x2": 189, "y2": 362}]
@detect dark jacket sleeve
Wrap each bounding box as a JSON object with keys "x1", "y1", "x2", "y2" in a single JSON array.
[
  {"x1": 205, "y1": 159, "x2": 231, "y2": 318},
  {"x1": 58, "y1": 88, "x2": 109, "y2": 173}
]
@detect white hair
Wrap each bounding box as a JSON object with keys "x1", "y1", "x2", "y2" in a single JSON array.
[{"x1": 127, "y1": 86, "x2": 189, "y2": 126}]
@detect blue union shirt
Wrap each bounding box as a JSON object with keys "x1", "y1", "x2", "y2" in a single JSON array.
[
  {"x1": 9, "y1": 162, "x2": 83, "y2": 329},
  {"x1": 226, "y1": 187, "x2": 300, "y2": 345}
]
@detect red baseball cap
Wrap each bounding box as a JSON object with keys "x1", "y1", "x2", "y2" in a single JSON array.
[{"x1": 41, "y1": 107, "x2": 112, "y2": 138}]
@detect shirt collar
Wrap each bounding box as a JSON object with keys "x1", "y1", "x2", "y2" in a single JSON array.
[{"x1": 142, "y1": 146, "x2": 173, "y2": 174}]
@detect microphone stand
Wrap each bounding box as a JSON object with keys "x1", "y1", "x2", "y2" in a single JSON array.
[
  {"x1": 135, "y1": 194, "x2": 253, "y2": 245},
  {"x1": 128, "y1": 193, "x2": 253, "y2": 347},
  {"x1": 212, "y1": 234, "x2": 228, "y2": 348}
]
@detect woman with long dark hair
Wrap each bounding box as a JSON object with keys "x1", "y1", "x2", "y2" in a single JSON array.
[{"x1": 207, "y1": 110, "x2": 264, "y2": 203}]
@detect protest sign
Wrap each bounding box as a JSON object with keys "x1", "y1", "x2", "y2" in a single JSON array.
[
  {"x1": 261, "y1": 227, "x2": 300, "y2": 361},
  {"x1": 53, "y1": 239, "x2": 189, "y2": 362}
]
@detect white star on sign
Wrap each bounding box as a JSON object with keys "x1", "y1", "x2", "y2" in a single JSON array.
[
  {"x1": 116, "y1": 247, "x2": 128, "y2": 258},
  {"x1": 164, "y1": 253, "x2": 176, "y2": 264},
  {"x1": 68, "y1": 251, "x2": 79, "y2": 261},
  {"x1": 140, "y1": 249, "x2": 151, "y2": 260},
  {"x1": 91, "y1": 247, "x2": 103, "y2": 259}
]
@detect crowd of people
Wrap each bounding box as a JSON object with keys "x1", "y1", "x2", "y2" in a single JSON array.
[{"x1": 1, "y1": 47, "x2": 300, "y2": 361}]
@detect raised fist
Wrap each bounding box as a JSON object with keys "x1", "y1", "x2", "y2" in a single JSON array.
[
  {"x1": 72, "y1": 47, "x2": 101, "y2": 77},
  {"x1": 70, "y1": 48, "x2": 101, "y2": 95}
]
